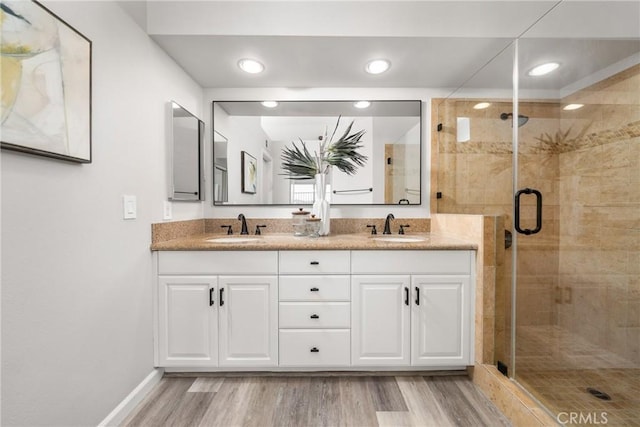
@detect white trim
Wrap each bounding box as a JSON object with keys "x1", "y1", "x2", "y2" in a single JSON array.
[
  {"x1": 98, "y1": 368, "x2": 164, "y2": 427},
  {"x1": 163, "y1": 366, "x2": 469, "y2": 373}
]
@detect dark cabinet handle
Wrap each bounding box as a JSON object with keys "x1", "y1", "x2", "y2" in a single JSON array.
[
  {"x1": 310, "y1": 261, "x2": 320, "y2": 265},
  {"x1": 404, "y1": 287, "x2": 409, "y2": 306},
  {"x1": 415, "y1": 287, "x2": 420, "y2": 305},
  {"x1": 310, "y1": 347, "x2": 320, "y2": 353},
  {"x1": 209, "y1": 288, "x2": 215, "y2": 306},
  {"x1": 310, "y1": 287, "x2": 319, "y2": 292},
  {"x1": 514, "y1": 188, "x2": 542, "y2": 235},
  {"x1": 219, "y1": 288, "x2": 224, "y2": 306},
  {"x1": 310, "y1": 314, "x2": 319, "y2": 319}
]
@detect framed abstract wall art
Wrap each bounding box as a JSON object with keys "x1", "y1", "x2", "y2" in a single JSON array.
[
  {"x1": 1, "y1": 0, "x2": 92, "y2": 163},
  {"x1": 241, "y1": 151, "x2": 257, "y2": 194}
]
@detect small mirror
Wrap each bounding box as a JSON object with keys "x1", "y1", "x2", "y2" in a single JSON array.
[{"x1": 169, "y1": 101, "x2": 204, "y2": 201}]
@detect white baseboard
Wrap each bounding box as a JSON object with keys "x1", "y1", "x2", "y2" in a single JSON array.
[{"x1": 98, "y1": 368, "x2": 164, "y2": 427}]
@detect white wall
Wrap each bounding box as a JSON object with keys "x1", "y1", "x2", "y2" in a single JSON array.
[
  {"x1": 204, "y1": 88, "x2": 451, "y2": 219},
  {"x1": 228, "y1": 116, "x2": 272, "y2": 204},
  {"x1": 1, "y1": 2, "x2": 203, "y2": 425},
  {"x1": 329, "y1": 117, "x2": 374, "y2": 204}
]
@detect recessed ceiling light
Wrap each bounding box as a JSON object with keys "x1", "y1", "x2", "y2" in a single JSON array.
[
  {"x1": 238, "y1": 58, "x2": 264, "y2": 74},
  {"x1": 528, "y1": 62, "x2": 559, "y2": 76},
  {"x1": 365, "y1": 59, "x2": 391, "y2": 75},
  {"x1": 354, "y1": 101, "x2": 371, "y2": 109},
  {"x1": 563, "y1": 103, "x2": 584, "y2": 111},
  {"x1": 473, "y1": 102, "x2": 491, "y2": 110},
  {"x1": 261, "y1": 101, "x2": 278, "y2": 108}
]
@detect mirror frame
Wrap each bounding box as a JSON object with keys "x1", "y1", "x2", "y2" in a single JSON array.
[
  {"x1": 168, "y1": 101, "x2": 205, "y2": 202},
  {"x1": 211, "y1": 99, "x2": 423, "y2": 206}
]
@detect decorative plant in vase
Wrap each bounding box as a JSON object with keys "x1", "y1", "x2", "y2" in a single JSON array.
[{"x1": 280, "y1": 116, "x2": 368, "y2": 235}]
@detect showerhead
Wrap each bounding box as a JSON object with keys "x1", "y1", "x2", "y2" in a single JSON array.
[{"x1": 500, "y1": 112, "x2": 529, "y2": 127}]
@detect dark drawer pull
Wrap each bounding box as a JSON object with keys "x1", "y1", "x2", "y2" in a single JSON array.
[
  {"x1": 310, "y1": 261, "x2": 320, "y2": 265},
  {"x1": 310, "y1": 314, "x2": 319, "y2": 319},
  {"x1": 310, "y1": 287, "x2": 319, "y2": 292},
  {"x1": 209, "y1": 288, "x2": 215, "y2": 306},
  {"x1": 310, "y1": 347, "x2": 320, "y2": 353}
]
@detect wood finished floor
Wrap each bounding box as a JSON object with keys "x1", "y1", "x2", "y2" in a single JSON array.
[{"x1": 121, "y1": 374, "x2": 512, "y2": 427}]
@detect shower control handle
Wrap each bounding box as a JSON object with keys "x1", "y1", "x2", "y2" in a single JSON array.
[{"x1": 514, "y1": 188, "x2": 542, "y2": 235}]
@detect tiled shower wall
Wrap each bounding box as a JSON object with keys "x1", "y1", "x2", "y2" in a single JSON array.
[
  {"x1": 556, "y1": 64, "x2": 640, "y2": 365},
  {"x1": 433, "y1": 63, "x2": 639, "y2": 367}
]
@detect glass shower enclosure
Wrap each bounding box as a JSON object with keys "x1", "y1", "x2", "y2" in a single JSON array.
[{"x1": 435, "y1": 3, "x2": 639, "y2": 424}]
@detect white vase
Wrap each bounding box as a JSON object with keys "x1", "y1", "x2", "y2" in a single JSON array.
[{"x1": 312, "y1": 173, "x2": 330, "y2": 236}]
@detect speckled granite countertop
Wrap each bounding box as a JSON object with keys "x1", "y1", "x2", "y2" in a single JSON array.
[{"x1": 150, "y1": 232, "x2": 477, "y2": 251}]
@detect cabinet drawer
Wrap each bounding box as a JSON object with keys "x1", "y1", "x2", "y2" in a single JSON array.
[
  {"x1": 279, "y1": 251, "x2": 350, "y2": 274},
  {"x1": 279, "y1": 302, "x2": 350, "y2": 328},
  {"x1": 351, "y1": 250, "x2": 472, "y2": 275},
  {"x1": 158, "y1": 251, "x2": 278, "y2": 275},
  {"x1": 279, "y1": 276, "x2": 350, "y2": 301},
  {"x1": 279, "y1": 329, "x2": 350, "y2": 367}
]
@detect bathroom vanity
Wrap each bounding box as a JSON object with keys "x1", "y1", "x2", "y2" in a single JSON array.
[{"x1": 152, "y1": 233, "x2": 476, "y2": 371}]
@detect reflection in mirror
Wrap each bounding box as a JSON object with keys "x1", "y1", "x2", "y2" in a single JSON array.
[
  {"x1": 213, "y1": 130, "x2": 228, "y2": 203},
  {"x1": 212, "y1": 100, "x2": 421, "y2": 206},
  {"x1": 170, "y1": 101, "x2": 204, "y2": 201}
]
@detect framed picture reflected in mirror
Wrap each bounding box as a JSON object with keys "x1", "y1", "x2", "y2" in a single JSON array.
[{"x1": 241, "y1": 151, "x2": 257, "y2": 194}]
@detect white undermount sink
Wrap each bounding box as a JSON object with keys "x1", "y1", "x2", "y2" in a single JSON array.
[
  {"x1": 373, "y1": 236, "x2": 427, "y2": 243},
  {"x1": 206, "y1": 237, "x2": 261, "y2": 243}
]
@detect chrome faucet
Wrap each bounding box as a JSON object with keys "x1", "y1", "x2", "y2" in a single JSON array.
[
  {"x1": 383, "y1": 213, "x2": 395, "y2": 235},
  {"x1": 238, "y1": 214, "x2": 249, "y2": 235}
]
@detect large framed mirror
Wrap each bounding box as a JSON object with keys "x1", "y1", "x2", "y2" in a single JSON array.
[
  {"x1": 212, "y1": 100, "x2": 422, "y2": 206},
  {"x1": 169, "y1": 101, "x2": 204, "y2": 201}
]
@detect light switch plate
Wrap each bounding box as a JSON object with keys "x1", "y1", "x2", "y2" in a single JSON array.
[
  {"x1": 123, "y1": 195, "x2": 137, "y2": 220},
  {"x1": 163, "y1": 201, "x2": 172, "y2": 220}
]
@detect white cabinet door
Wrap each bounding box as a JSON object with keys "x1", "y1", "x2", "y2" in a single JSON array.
[
  {"x1": 218, "y1": 276, "x2": 278, "y2": 367},
  {"x1": 411, "y1": 275, "x2": 471, "y2": 366},
  {"x1": 158, "y1": 276, "x2": 218, "y2": 367},
  {"x1": 351, "y1": 275, "x2": 410, "y2": 366}
]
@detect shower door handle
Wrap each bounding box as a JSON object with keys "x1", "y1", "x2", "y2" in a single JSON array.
[{"x1": 514, "y1": 188, "x2": 542, "y2": 235}]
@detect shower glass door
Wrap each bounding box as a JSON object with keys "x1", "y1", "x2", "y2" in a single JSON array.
[
  {"x1": 514, "y1": 23, "x2": 640, "y2": 424},
  {"x1": 434, "y1": 5, "x2": 639, "y2": 422},
  {"x1": 434, "y1": 42, "x2": 517, "y2": 370}
]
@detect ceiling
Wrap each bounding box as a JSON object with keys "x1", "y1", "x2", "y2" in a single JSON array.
[{"x1": 119, "y1": 1, "x2": 640, "y2": 93}]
